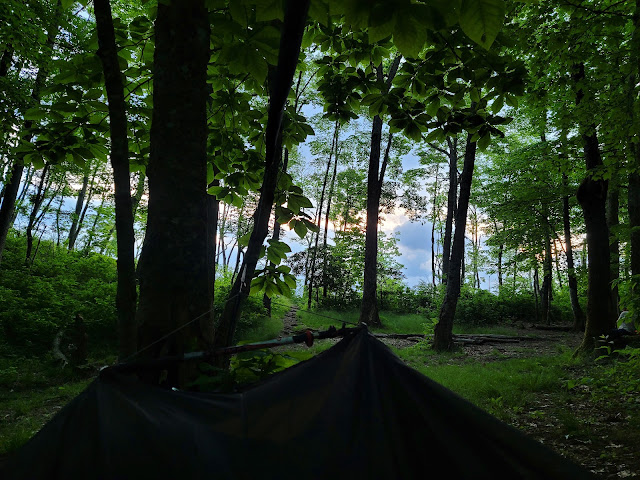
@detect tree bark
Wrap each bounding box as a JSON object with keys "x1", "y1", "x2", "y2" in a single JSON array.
[
  {"x1": 441, "y1": 137, "x2": 458, "y2": 284},
  {"x1": 359, "y1": 56, "x2": 400, "y2": 326},
  {"x1": 540, "y1": 225, "x2": 553, "y2": 325},
  {"x1": 133, "y1": 0, "x2": 212, "y2": 380},
  {"x1": 606, "y1": 175, "x2": 620, "y2": 328},
  {"x1": 0, "y1": 46, "x2": 13, "y2": 77},
  {"x1": 573, "y1": 63, "x2": 610, "y2": 353},
  {"x1": 214, "y1": 0, "x2": 310, "y2": 351},
  {"x1": 322, "y1": 124, "x2": 339, "y2": 298},
  {"x1": 562, "y1": 175, "x2": 585, "y2": 331},
  {"x1": 25, "y1": 163, "x2": 51, "y2": 263},
  {"x1": 629, "y1": 0, "x2": 640, "y2": 305},
  {"x1": 67, "y1": 171, "x2": 90, "y2": 250},
  {"x1": 308, "y1": 130, "x2": 335, "y2": 309},
  {"x1": 433, "y1": 136, "x2": 476, "y2": 351},
  {"x1": 95, "y1": 0, "x2": 140, "y2": 361}
]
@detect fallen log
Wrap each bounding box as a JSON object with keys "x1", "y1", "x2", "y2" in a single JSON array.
[{"x1": 531, "y1": 324, "x2": 573, "y2": 332}]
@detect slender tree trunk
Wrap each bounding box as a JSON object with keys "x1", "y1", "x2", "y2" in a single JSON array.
[
  {"x1": 308, "y1": 130, "x2": 335, "y2": 309},
  {"x1": 441, "y1": 137, "x2": 458, "y2": 284},
  {"x1": 55, "y1": 194, "x2": 64, "y2": 247},
  {"x1": 431, "y1": 165, "x2": 440, "y2": 286},
  {"x1": 10, "y1": 166, "x2": 34, "y2": 226},
  {"x1": 359, "y1": 56, "x2": 400, "y2": 326},
  {"x1": 628, "y1": 0, "x2": 640, "y2": 305},
  {"x1": 95, "y1": 0, "x2": 140, "y2": 361},
  {"x1": 25, "y1": 164, "x2": 51, "y2": 263},
  {"x1": 214, "y1": 0, "x2": 310, "y2": 351},
  {"x1": 322, "y1": 124, "x2": 339, "y2": 298},
  {"x1": 562, "y1": 174, "x2": 585, "y2": 331},
  {"x1": 263, "y1": 146, "x2": 286, "y2": 316},
  {"x1": 606, "y1": 175, "x2": 620, "y2": 328},
  {"x1": 0, "y1": 46, "x2": 13, "y2": 77},
  {"x1": 541, "y1": 226, "x2": 553, "y2": 325},
  {"x1": 433, "y1": 136, "x2": 476, "y2": 351},
  {"x1": 573, "y1": 63, "x2": 611, "y2": 354},
  {"x1": 68, "y1": 171, "x2": 90, "y2": 250},
  {"x1": 83, "y1": 194, "x2": 107, "y2": 254},
  {"x1": 534, "y1": 264, "x2": 540, "y2": 323},
  {"x1": 0, "y1": 11, "x2": 59, "y2": 266}
]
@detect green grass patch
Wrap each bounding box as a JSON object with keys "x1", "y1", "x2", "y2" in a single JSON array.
[
  {"x1": 238, "y1": 296, "x2": 291, "y2": 343},
  {"x1": 0, "y1": 378, "x2": 91, "y2": 455},
  {"x1": 396, "y1": 344, "x2": 575, "y2": 420}
]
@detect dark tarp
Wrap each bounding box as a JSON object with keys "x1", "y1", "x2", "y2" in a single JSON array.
[{"x1": 3, "y1": 330, "x2": 596, "y2": 479}]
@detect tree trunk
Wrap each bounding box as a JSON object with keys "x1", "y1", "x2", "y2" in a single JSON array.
[
  {"x1": 533, "y1": 264, "x2": 540, "y2": 323},
  {"x1": 441, "y1": 137, "x2": 458, "y2": 284},
  {"x1": 431, "y1": 165, "x2": 440, "y2": 286},
  {"x1": 573, "y1": 63, "x2": 610, "y2": 353},
  {"x1": 562, "y1": 176, "x2": 585, "y2": 331},
  {"x1": 83, "y1": 194, "x2": 107, "y2": 254},
  {"x1": 308, "y1": 128, "x2": 335, "y2": 309},
  {"x1": 0, "y1": 12, "x2": 59, "y2": 266},
  {"x1": 628, "y1": 0, "x2": 640, "y2": 307},
  {"x1": 214, "y1": 0, "x2": 310, "y2": 351},
  {"x1": 67, "y1": 171, "x2": 90, "y2": 250},
  {"x1": 0, "y1": 46, "x2": 13, "y2": 77},
  {"x1": 322, "y1": 124, "x2": 339, "y2": 298},
  {"x1": 540, "y1": 224, "x2": 553, "y2": 325},
  {"x1": 95, "y1": 0, "x2": 140, "y2": 361},
  {"x1": 359, "y1": 56, "x2": 400, "y2": 326},
  {"x1": 25, "y1": 164, "x2": 51, "y2": 263},
  {"x1": 133, "y1": 0, "x2": 211, "y2": 381},
  {"x1": 433, "y1": 136, "x2": 476, "y2": 351},
  {"x1": 606, "y1": 175, "x2": 620, "y2": 328},
  {"x1": 264, "y1": 147, "x2": 287, "y2": 315}
]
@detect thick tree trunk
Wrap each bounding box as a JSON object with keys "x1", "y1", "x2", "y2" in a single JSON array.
[
  {"x1": 433, "y1": 137, "x2": 476, "y2": 351},
  {"x1": 214, "y1": 0, "x2": 310, "y2": 351},
  {"x1": 573, "y1": 63, "x2": 611, "y2": 353},
  {"x1": 134, "y1": 0, "x2": 211, "y2": 379},
  {"x1": 562, "y1": 175, "x2": 585, "y2": 331},
  {"x1": 95, "y1": 0, "x2": 140, "y2": 361},
  {"x1": 441, "y1": 137, "x2": 458, "y2": 284}
]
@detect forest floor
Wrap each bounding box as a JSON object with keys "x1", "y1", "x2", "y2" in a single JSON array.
[
  {"x1": 281, "y1": 309, "x2": 640, "y2": 478},
  {"x1": 1, "y1": 311, "x2": 639, "y2": 479}
]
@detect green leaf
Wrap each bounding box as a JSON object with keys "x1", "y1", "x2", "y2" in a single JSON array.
[
  {"x1": 491, "y1": 95, "x2": 504, "y2": 114},
  {"x1": 393, "y1": 16, "x2": 421, "y2": 58},
  {"x1": 459, "y1": 0, "x2": 505, "y2": 50},
  {"x1": 24, "y1": 108, "x2": 46, "y2": 121},
  {"x1": 61, "y1": 0, "x2": 75, "y2": 9},
  {"x1": 293, "y1": 220, "x2": 308, "y2": 239},
  {"x1": 477, "y1": 132, "x2": 491, "y2": 150}
]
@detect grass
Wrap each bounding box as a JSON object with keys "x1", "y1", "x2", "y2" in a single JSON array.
[
  {"x1": 238, "y1": 295, "x2": 291, "y2": 343},
  {"x1": 396, "y1": 343, "x2": 577, "y2": 420}
]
